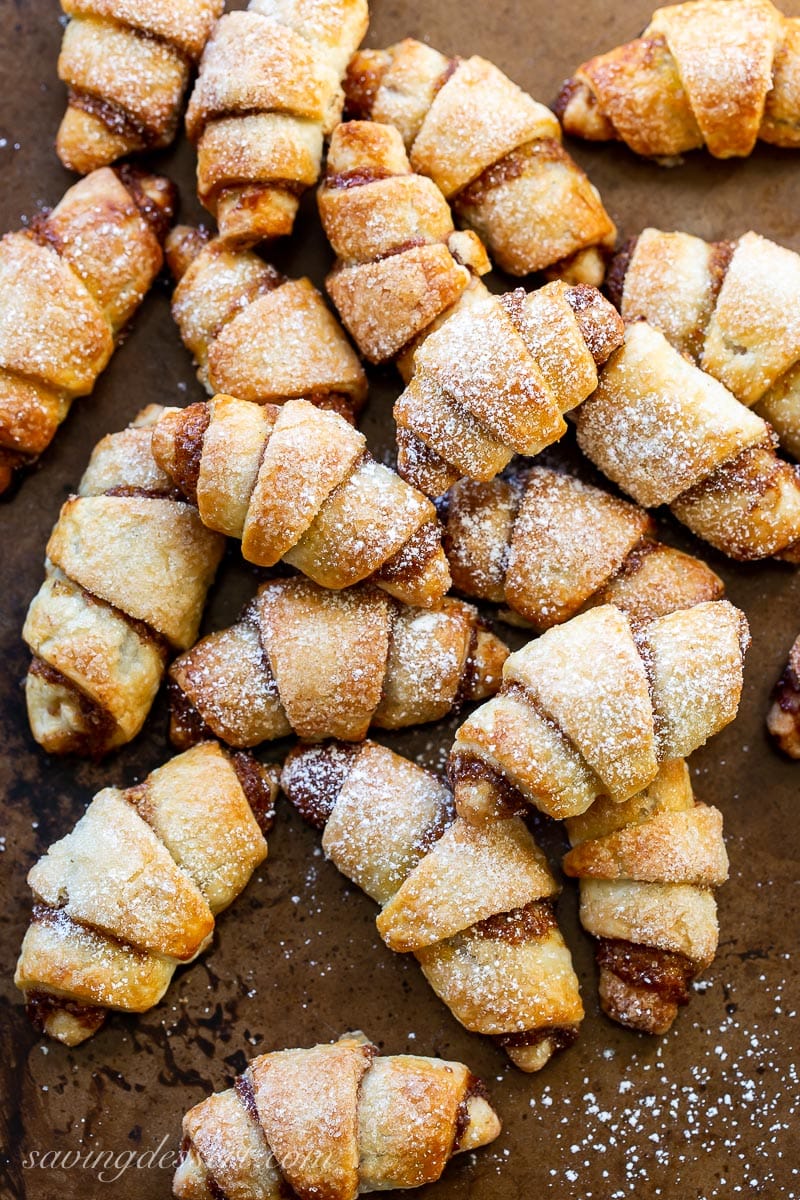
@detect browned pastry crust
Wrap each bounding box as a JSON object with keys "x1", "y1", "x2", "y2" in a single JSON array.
[
  {"x1": 168, "y1": 576, "x2": 509, "y2": 749},
  {"x1": 282, "y1": 741, "x2": 583, "y2": 1071},
  {"x1": 575, "y1": 321, "x2": 800, "y2": 562},
  {"x1": 15, "y1": 743, "x2": 274, "y2": 1046},
  {"x1": 557, "y1": 0, "x2": 800, "y2": 159},
  {"x1": 394, "y1": 272, "x2": 624, "y2": 498},
  {"x1": 152, "y1": 395, "x2": 451, "y2": 608},
  {"x1": 344, "y1": 38, "x2": 616, "y2": 278},
  {"x1": 450, "y1": 599, "x2": 749, "y2": 822},
  {"x1": 443, "y1": 465, "x2": 724, "y2": 629},
  {"x1": 564, "y1": 760, "x2": 728, "y2": 1034},
  {"x1": 185, "y1": 0, "x2": 369, "y2": 244},
  {"x1": 318, "y1": 120, "x2": 624, "y2": 496},
  {"x1": 56, "y1": 0, "x2": 223, "y2": 173},
  {"x1": 167, "y1": 225, "x2": 366, "y2": 422},
  {"x1": 319, "y1": 120, "x2": 492, "y2": 365},
  {"x1": 173, "y1": 1031, "x2": 501, "y2": 1199},
  {"x1": 611, "y1": 228, "x2": 800, "y2": 460},
  {"x1": 0, "y1": 167, "x2": 174, "y2": 493},
  {"x1": 767, "y1": 634, "x2": 800, "y2": 757},
  {"x1": 23, "y1": 407, "x2": 224, "y2": 757}
]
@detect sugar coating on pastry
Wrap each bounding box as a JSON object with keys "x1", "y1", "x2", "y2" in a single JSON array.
[
  {"x1": 450, "y1": 600, "x2": 748, "y2": 822},
  {"x1": 153, "y1": 395, "x2": 449, "y2": 608},
  {"x1": 613, "y1": 227, "x2": 800, "y2": 461},
  {"x1": 565, "y1": 760, "x2": 728, "y2": 1034},
  {"x1": 185, "y1": 0, "x2": 369, "y2": 243},
  {"x1": 15, "y1": 743, "x2": 275, "y2": 1045},
  {"x1": 575, "y1": 321, "x2": 800, "y2": 561},
  {"x1": 0, "y1": 167, "x2": 174, "y2": 492},
  {"x1": 557, "y1": 0, "x2": 800, "y2": 159},
  {"x1": 443, "y1": 466, "x2": 723, "y2": 629},
  {"x1": 344, "y1": 38, "x2": 615, "y2": 277},
  {"x1": 174, "y1": 1032, "x2": 501, "y2": 1198},
  {"x1": 167, "y1": 228, "x2": 367, "y2": 420},
  {"x1": 57, "y1": 0, "x2": 224, "y2": 173},
  {"x1": 23, "y1": 407, "x2": 224, "y2": 757},
  {"x1": 283, "y1": 740, "x2": 583, "y2": 1072},
  {"x1": 168, "y1": 577, "x2": 509, "y2": 749},
  {"x1": 319, "y1": 121, "x2": 623, "y2": 496}
]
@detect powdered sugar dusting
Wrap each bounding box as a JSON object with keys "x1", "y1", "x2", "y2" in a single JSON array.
[{"x1": 482, "y1": 953, "x2": 798, "y2": 1197}]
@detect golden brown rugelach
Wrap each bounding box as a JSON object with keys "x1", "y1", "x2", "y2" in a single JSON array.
[
  {"x1": 167, "y1": 225, "x2": 366, "y2": 422},
  {"x1": 319, "y1": 120, "x2": 492, "y2": 365},
  {"x1": 168, "y1": 577, "x2": 508, "y2": 749},
  {"x1": 443, "y1": 466, "x2": 724, "y2": 630},
  {"x1": 450, "y1": 600, "x2": 749, "y2": 823},
  {"x1": 609, "y1": 228, "x2": 800, "y2": 460},
  {"x1": 319, "y1": 120, "x2": 624, "y2": 496},
  {"x1": 186, "y1": 0, "x2": 369, "y2": 244},
  {"x1": 344, "y1": 38, "x2": 616, "y2": 279},
  {"x1": 283, "y1": 741, "x2": 584, "y2": 1072},
  {"x1": 767, "y1": 634, "x2": 800, "y2": 757},
  {"x1": 15, "y1": 743, "x2": 275, "y2": 1046},
  {"x1": 23, "y1": 407, "x2": 224, "y2": 757},
  {"x1": 564, "y1": 760, "x2": 728, "y2": 1035},
  {"x1": 574, "y1": 321, "x2": 800, "y2": 561},
  {"x1": 173, "y1": 1032, "x2": 501, "y2": 1200},
  {"x1": 56, "y1": 0, "x2": 223, "y2": 172},
  {"x1": 557, "y1": 0, "x2": 800, "y2": 159},
  {"x1": 393, "y1": 275, "x2": 624, "y2": 497},
  {"x1": 0, "y1": 167, "x2": 174, "y2": 493},
  {"x1": 152, "y1": 395, "x2": 451, "y2": 608}
]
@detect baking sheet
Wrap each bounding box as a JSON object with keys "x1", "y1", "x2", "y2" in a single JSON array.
[{"x1": 0, "y1": 0, "x2": 798, "y2": 1196}]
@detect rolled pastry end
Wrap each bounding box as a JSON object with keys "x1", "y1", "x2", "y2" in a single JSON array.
[
  {"x1": 501, "y1": 1024, "x2": 580, "y2": 1072},
  {"x1": 22, "y1": 988, "x2": 108, "y2": 1047},
  {"x1": 172, "y1": 1144, "x2": 205, "y2": 1199},
  {"x1": 166, "y1": 225, "x2": 211, "y2": 283},
  {"x1": 373, "y1": 522, "x2": 453, "y2": 609},
  {"x1": 57, "y1": 104, "x2": 141, "y2": 175},
  {"x1": 466, "y1": 630, "x2": 511, "y2": 703},
  {"x1": 25, "y1": 662, "x2": 117, "y2": 758},
  {"x1": 545, "y1": 244, "x2": 608, "y2": 288},
  {"x1": 215, "y1": 184, "x2": 302, "y2": 248},
  {"x1": 116, "y1": 166, "x2": 178, "y2": 242},
  {"x1": 342, "y1": 48, "x2": 393, "y2": 120},
  {"x1": 0, "y1": 454, "x2": 15, "y2": 495},
  {"x1": 554, "y1": 77, "x2": 616, "y2": 142},
  {"x1": 449, "y1": 754, "x2": 528, "y2": 824},
  {"x1": 595, "y1": 939, "x2": 698, "y2": 1035},
  {"x1": 458, "y1": 1088, "x2": 503, "y2": 1151}
]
